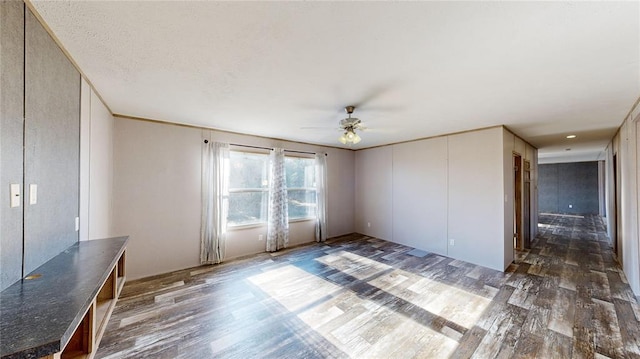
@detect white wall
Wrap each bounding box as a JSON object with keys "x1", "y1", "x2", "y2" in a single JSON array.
[
  {"x1": 621, "y1": 115, "x2": 639, "y2": 295},
  {"x1": 354, "y1": 127, "x2": 529, "y2": 271},
  {"x1": 623, "y1": 115, "x2": 640, "y2": 295},
  {"x1": 448, "y1": 128, "x2": 505, "y2": 270},
  {"x1": 326, "y1": 145, "x2": 356, "y2": 238},
  {"x1": 392, "y1": 138, "x2": 448, "y2": 255},
  {"x1": 620, "y1": 111, "x2": 639, "y2": 295},
  {"x1": 88, "y1": 88, "x2": 114, "y2": 239},
  {"x1": 113, "y1": 118, "x2": 355, "y2": 280},
  {"x1": 80, "y1": 81, "x2": 91, "y2": 241},
  {"x1": 355, "y1": 146, "x2": 393, "y2": 240},
  {"x1": 79, "y1": 79, "x2": 114, "y2": 241},
  {"x1": 606, "y1": 100, "x2": 640, "y2": 296}
]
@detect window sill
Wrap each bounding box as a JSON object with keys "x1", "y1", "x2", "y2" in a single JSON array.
[
  {"x1": 289, "y1": 217, "x2": 316, "y2": 223},
  {"x1": 227, "y1": 217, "x2": 316, "y2": 231},
  {"x1": 227, "y1": 223, "x2": 267, "y2": 231}
]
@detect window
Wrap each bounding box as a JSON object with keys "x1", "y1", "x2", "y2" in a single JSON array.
[
  {"x1": 227, "y1": 151, "x2": 269, "y2": 227},
  {"x1": 285, "y1": 156, "x2": 316, "y2": 219},
  {"x1": 227, "y1": 150, "x2": 317, "y2": 227}
]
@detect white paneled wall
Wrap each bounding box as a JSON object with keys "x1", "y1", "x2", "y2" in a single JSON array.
[
  {"x1": 355, "y1": 147, "x2": 393, "y2": 240},
  {"x1": 448, "y1": 128, "x2": 505, "y2": 270},
  {"x1": 79, "y1": 81, "x2": 91, "y2": 241},
  {"x1": 608, "y1": 110, "x2": 640, "y2": 295},
  {"x1": 88, "y1": 88, "x2": 114, "y2": 240},
  {"x1": 113, "y1": 120, "x2": 201, "y2": 280},
  {"x1": 355, "y1": 126, "x2": 537, "y2": 271},
  {"x1": 113, "y1": 118, "x2": 356, "y2": 280},
  {"x1": 392, "y1": 138, "x2": 448, "y2": 255},
  {"x1": 79, "y1": 79, "x2": 114, "y2": 242}
]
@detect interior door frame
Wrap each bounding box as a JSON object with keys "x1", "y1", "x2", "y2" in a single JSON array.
[
  {"x1": 523, "y1": 160, "x2": 531, "y2": 249},
  {"x1": 513, "y1": 153, "x2": 523, "y2": 250},
  {"x1": 613, "y1": 152, "x2": 620, "y2": 262}
]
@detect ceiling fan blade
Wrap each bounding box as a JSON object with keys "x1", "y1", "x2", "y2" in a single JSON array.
[
  {"x1": 300, "y1": 126, "x2": 339, "y2": 130},
  {"x1": 296, "y1": 104, "x2": 343, "y2": 114},
  {"x1": 357, "y1": 105, "x2": 404, "y2": 112},
  {"x1": 351, "y1": 81, "x2": 398, "y2": 108},
  {"x1": 355, "y1": 124, "x2": 395, "y2": 134}
]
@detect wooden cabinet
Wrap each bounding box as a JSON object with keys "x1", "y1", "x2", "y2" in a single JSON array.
[
  {"x1": 0, "y1": 237, "x2": 128, "y2": 359},
  {"x1": 59, "y1": 250, "x2": 125, "y2": 359}
]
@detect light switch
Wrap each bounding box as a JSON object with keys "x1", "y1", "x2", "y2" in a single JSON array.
[
  {"x1": 75, "y1": 217, "x2": 80, "y2": 231},
  {"x1": 10, "y1": 184, "x2": 20, "y2": 208},
  {"x1": 29, "y1": 184, "x2": 37, "y2": 205}
]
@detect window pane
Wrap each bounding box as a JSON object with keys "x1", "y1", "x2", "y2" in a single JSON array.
[
  {"x1": 288, "y1": 189, "x2": 316, "y2": 219},
  {"x1": 229, "y1": 152, "x2": 268, "y2": 189},
  {"x1": 285, "y1": 157, "x2": 315, "y2": 188},
  {"x1": 228, "y1": 151, "x2": 268, "y2": 227},
  {"x1": 228, "y1": 191, "x2": 268, "y2": 226}
]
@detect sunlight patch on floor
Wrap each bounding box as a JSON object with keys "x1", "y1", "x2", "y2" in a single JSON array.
[
  {"x1": 317, "y1": 250, "x2": 494, "y2": 330},
  {"x1": 248, "y1": 263, "x2": 459, "y2": 357},
  {"x1": 248, "y1": 265, "x2": 341, "y2": 312},
  {"x1": 315, "y1": 250, "x2": 391, "y2": 280},
  {"x1": 370, "y1": 268, "x2": 494, "y2": 329}
]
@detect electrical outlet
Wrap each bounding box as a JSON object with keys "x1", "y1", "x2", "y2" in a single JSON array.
[
  {"x1": 10, "y1": 184, "x2": 20, "y2": 208},
  {"x1": 568, "y1": 204, "x2": 573, "y2": 209},
  {"x1": 258, "y1": 234, "x2": 264, "y2": 241},
  {"x1": 29, "y1": 184, "x2": 37, "y2": 205},
  {"x1": 75, "y1": 217, "x2": 80, "y2": 231},
  {"x1": 367, "y1": 222, "x2": 371, "y2": 228},
  {"x1": 449, "y1": 239, "x2": 455, "y2": 246}
]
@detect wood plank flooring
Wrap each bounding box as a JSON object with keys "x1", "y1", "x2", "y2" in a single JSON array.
[{"x1": 96, "y1": 214, "x2": 640, "y2": 358}]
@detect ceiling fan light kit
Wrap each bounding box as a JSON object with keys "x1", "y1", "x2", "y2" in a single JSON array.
[
  {"x1": 338, "y1": 106, "x2": 363, "y2": 145},
  {"x1": 339, "y1": 130, "x2": 361, "y2": 144}
]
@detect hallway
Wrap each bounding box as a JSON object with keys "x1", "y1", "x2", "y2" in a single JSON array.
[
  {"x1": 97, "y1": 215, "x2": 640, "y2": 358},
  {"x1": 510, "y1": 214, "x2": 640, "y2": 358}
]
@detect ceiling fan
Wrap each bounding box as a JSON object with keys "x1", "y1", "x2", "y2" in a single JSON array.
[{"x1": 338, "y1": 106, "x2": 363, "y2": 144}]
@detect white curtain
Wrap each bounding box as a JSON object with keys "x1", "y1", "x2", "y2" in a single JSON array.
[
  {"x1": 267, "y1": 148, "x2": 289, "y2": 252},
  {"x1": 200, "y1": 141, "x2": 230, "y2": 264},
  {"x1": 315, "y1": 153, "x2": 328, "y2": 242}
]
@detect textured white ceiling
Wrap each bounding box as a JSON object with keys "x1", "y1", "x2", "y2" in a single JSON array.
[{"x1": 31, "y1": 1, "x2": 639, "y2": 160}]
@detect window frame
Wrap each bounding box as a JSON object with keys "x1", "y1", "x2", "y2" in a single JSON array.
[
  {"x1": 225, "y1": 148, "x2": 319, "y2": 229},
  {"x1": 284, "y1": 154, "x2": 317, "y2": 221},
  {"x1": 226, "y1": 148, "x2": 270, "y2": 229}
]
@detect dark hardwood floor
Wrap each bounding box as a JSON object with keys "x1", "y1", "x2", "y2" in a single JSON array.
[{"x1": 96, "y1": 215, "x2": 640, "y2": 358}]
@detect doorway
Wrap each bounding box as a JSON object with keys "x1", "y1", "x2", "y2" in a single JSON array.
[
  {"x1": 514, "y1": 154, "x2": 523, "y2": 250},
  {"x1": 613, "y1": 153, "x2": 621, "y2": 261}
]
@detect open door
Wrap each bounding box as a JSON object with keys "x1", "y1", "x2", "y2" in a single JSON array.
[{"x1": 514, "y1": 154, "x2": 523, "y2": 250}]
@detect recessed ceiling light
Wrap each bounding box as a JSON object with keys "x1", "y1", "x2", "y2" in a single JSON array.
[{"x1": 566, "y1": 135, "x2": 577, "y2": 139}]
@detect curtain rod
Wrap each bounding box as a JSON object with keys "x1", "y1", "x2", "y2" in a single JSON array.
[
  {"x1": 203, "y1": 140, "x2": 326, "y2": 156},
  {"x1": 230, "y1": 143, "x2": 273, "y2": 151}
]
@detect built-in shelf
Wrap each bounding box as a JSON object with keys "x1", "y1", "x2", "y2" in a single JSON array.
[
  {"x1": 116, "y1": 252, "x2": 126, "y2": 294},
  {"x1": 0, "y1": 237, "x2": 128, "y2": 359},
  {"x1": 60, "y1": 248, "x2": 126, "y2": 359}
]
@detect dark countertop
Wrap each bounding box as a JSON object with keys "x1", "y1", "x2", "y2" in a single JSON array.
[{"x1": 0, "y1": 237, "x2": 128, "y2": 359}]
